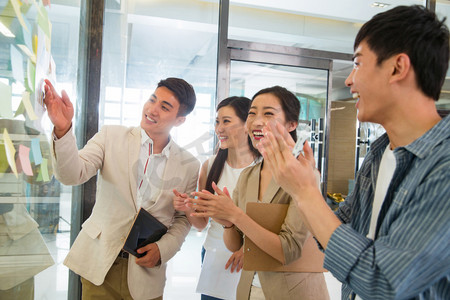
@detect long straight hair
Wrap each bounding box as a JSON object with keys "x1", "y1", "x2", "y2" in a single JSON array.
[{"x1": 205, "y1": 97, "x2": 259, "y2": 194}]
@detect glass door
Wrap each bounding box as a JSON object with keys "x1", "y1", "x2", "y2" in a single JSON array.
[{"x1": 220, "y1": 41, "x2": 335, "y2": 194}]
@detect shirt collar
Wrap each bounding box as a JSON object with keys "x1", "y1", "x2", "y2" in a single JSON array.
[
  {"x1": 140, "y1": 128, "x2": 172, "y2": 158},
  {"x1": 370, "y1": 115, "x2": 450, "y2": 160},
  {"x1": 403, "y1": 115, "x2": 450, "y2": 159}
]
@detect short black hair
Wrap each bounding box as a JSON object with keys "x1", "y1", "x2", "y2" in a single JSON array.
[
  {"x1": 252, "y1": 86, "x2": 300, "y2": 141},
  {"x1": 355, "y1": 5, "x2": 449, "y2": 100},
  {"x1": 157, "y1": 77, "x2": 196, "y2": 116}
]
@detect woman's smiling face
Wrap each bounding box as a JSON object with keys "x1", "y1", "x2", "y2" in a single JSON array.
[
  {"x1": 246, "y1": 93, "x2": 290, "y2": 148},
  {"x1": 215, "y1": 105, "x2": 248, "y2": 150}
]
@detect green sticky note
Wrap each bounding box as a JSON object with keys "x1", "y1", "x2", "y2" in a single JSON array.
[
  {"x1": 14, "y1": 100, "x2": 25, "y2": 117},
  {"x1": 40, "y1": 158, "x2": 49, "y2": 182},
  {"x1": 26, "y1": 59, "x2": 36, "y2": 92},
  {"x1": 37, "y1": 4, "x2": 50, "y2": 38}
]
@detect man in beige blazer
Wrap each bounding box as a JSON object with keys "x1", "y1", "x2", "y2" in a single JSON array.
[{"x1": 43, "y1": 78, "x2": 200, "y2": 300}]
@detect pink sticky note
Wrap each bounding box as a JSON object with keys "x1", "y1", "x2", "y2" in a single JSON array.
[{"x1": 19, "y1": 144, "x2": 33, "y2": 176}]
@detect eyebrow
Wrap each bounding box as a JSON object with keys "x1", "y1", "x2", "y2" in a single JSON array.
[
  {"x1": 352, "y1": 53, "x2": 362, "y2": 61},
  {"x1": 151, "y1": 94, "x2": 174, "y2": 109},
  {"x1": 250, "y1": 105, "x2": 279, "y2": 110}
]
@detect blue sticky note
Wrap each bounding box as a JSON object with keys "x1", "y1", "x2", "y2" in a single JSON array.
[
  {"x1": 31, "y1": 138, "x2": 43, "y2": 165},
  {"x1": 11, "y1": 44, "x2": 24, "y2": 84}
]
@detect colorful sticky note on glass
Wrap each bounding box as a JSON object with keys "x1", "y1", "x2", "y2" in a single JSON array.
[
  {"x1": 11, "y1": 44, "x2": 24, "y2": 84},
  {"x1": 31, "y1": 138, "x2": 43, "y2": 165},
  {"x1": 40, "y1": 158, "x2": 49, "y2": 181},
  {"x1": 22, "y1": 19, "x2": 33, "y2": 52},
  {"x1": 18, "y1": 144, "x2": 33, "y2": 176},
  {"x1": 11, "y1": 0, "x2": 29, "y2": 32},
  {"x1": 22, "y1": 91, "x2": 38, "y2": 120},
  {"x1": 37, "y1": 4, "x2": 51, "y2": 38},
  {"x1": 14, "y1": 100, "x2": 25, "y2": 118},
  {"x1": 0, "y1": 144, "x2": 8, "y2": 174},
  {"x1": 27, "y1": 58, "x2": 36, "y2": 92},
  {"x1": 3, "y1": 129, "x2": 18, "y2": 178},
  {"x1": 0, "y1": 82, "x2": 13, "y2": 118},
  {"x1": 17, "y1": 44, "x2": 36, "y2": 64}
]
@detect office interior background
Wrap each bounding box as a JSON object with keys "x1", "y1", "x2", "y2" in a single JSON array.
[{"x1": 0, "y1": 0, "x2": 449, "y2": 299}]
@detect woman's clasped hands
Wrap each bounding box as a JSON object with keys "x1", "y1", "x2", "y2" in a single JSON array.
[{"x1": 186, "y1": 183, "x2": 240, "y2": 229}]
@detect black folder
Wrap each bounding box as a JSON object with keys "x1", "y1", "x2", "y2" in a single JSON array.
[{"x1": 122, "y1": 207, "x2": 168, "y2": 258}]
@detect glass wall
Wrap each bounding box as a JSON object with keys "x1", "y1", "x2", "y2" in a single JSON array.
[
  {"x1": 2, "y1": 1, "x2": 449, "y2": 299},
  {"x1": 100, "y1": 0, "x2": 220, "y2": 163},
  {"x1": 0, "y1": 0, "x2": 81, "y2": 299},
  {"x1": 99, "y1": 0, "x2": 219, "y2": 298}
]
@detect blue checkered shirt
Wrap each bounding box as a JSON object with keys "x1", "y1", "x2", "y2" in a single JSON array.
[{"x1": 324, "y1": 115, "x2": 450, "y2": 300}]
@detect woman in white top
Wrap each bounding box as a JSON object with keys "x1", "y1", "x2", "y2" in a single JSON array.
[{"x1": 174, "y1": 96, "x2": 259, "y2": 300}]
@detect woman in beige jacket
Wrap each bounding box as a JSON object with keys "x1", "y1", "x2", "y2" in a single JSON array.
[{"x1": 189, "y1": 86, "x2": 329, "y2": 300}]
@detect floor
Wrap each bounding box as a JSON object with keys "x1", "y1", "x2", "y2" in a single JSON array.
[
  {"x1": 31, "y1": 190, "x2": 341, "y2": 299},
  {"x1": 34, "y1": 229, "x2": 341, "y2": 300}
]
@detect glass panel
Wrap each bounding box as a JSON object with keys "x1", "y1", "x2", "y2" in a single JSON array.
[
  {"x1": 100, "y1": 0, "x2": 219, "y2": 163},
  {"x1": 100, "y1": 1, "x2": 219, "y2": 299},
  {"x1": 229, "y1": 60, "x2": 329, "y2": 180},
  {"x1": 229, "y1": 0, "x2": 422, "y2": 53},
  {"x1": 0, "y1": 1, "x2": 81, "y2": 299}
]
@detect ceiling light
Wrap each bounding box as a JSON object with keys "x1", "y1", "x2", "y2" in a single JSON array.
[{"x1": 371, "y1": 2, "x2": 390, "y2": 8}]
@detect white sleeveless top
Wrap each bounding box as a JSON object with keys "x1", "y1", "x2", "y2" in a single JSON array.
[{"x1": 203, "y1": 155, "x2": 255, "y2": 250}]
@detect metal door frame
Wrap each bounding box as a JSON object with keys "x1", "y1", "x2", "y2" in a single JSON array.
[{"x1": 215, "y1": 0, "x2": 352, "y2": 197}]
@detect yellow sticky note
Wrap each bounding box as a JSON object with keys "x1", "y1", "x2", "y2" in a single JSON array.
[
  {"x1": 17, "y1": 44, "x2": 36, "y2": 64},
  {"x1": 33, "y1": 34, "x2": 38, "y2": 55},
  {"x1": 0, "y1": 145, "x2": 8, "y2": 174},
  {"x1": 11, "y1": 0, "x2": 29, "y2": 32},
  {"x1": 3, "y1": 129, "x2": 18, "y2": 178},
  {"x1": 21, "y1": 91, "x2": 38, "y2": 120}
]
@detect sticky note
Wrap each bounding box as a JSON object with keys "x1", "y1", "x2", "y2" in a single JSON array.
[
  {"x1": 10, "y1": 44, "x2": 24, "y2": 84},
  {"x1": 37, "y1": 4, "x2": 50, "y2": 38},
  {"x1": 0, "y1": 82, "x2": 13, "y2": 118},
  {"x1": 22, "y1": 19, "x2": 33, "y2": 51},
  {"x1": 40, "y1": 158, "x2": 49, "y2": 181},
  {"x1": 11, "y1": 0, "x2": 29, "y2": 32},
  {"x1": 21, "y1": 91, "x2": 38, "y2": 120},
  {"x1": 27, "y1": 58, "x2": 35, "y2": 92},
  {"x1": 18, "y1": 144, "x2": 33, "y2": 176},
  {"x1": 0, "y1": 145, "x2": 8, "y2": 174},
  {"x1": 17, "y1": 44, "x2": 36, "y2": 64},
  {"x1": 3, "y1": 129, "x2": 18, "y2": 178},
  {"x1": 30, "y1": 138, "x2": 43, "y2": 165},
  {"x1": 14, "y1": 100, "x2": 25, "y2": 118}
]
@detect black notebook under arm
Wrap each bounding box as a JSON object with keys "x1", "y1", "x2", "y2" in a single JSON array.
[{"x1": 122, "y1": 208, "x2": 168, "y2": 258}]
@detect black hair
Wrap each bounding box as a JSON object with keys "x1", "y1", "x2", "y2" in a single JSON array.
[
  {"x1": 205, "y1": 96, "x2": 259, "y2": 194},
  {"x1": 251, "y1": 86, "x2": 300, "y2": 141},
  {"x1": 157, "y1": 77, "x2": 197, "y2": 116},
  {"x1": 354, "y1": 5, "x2": 449, "y2": 100}
]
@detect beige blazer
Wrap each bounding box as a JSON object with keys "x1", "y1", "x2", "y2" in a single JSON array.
[
  {"x1": 51, "y1": 125, "x2": 200, "y2": 299},
  {"x1": 233, "y1": 162, "x2": 329, "y2": 300}
]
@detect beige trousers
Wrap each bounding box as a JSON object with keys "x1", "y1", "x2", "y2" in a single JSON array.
[{"x1": 81, "y1": 256, "x2": 162, "y2": 300}]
